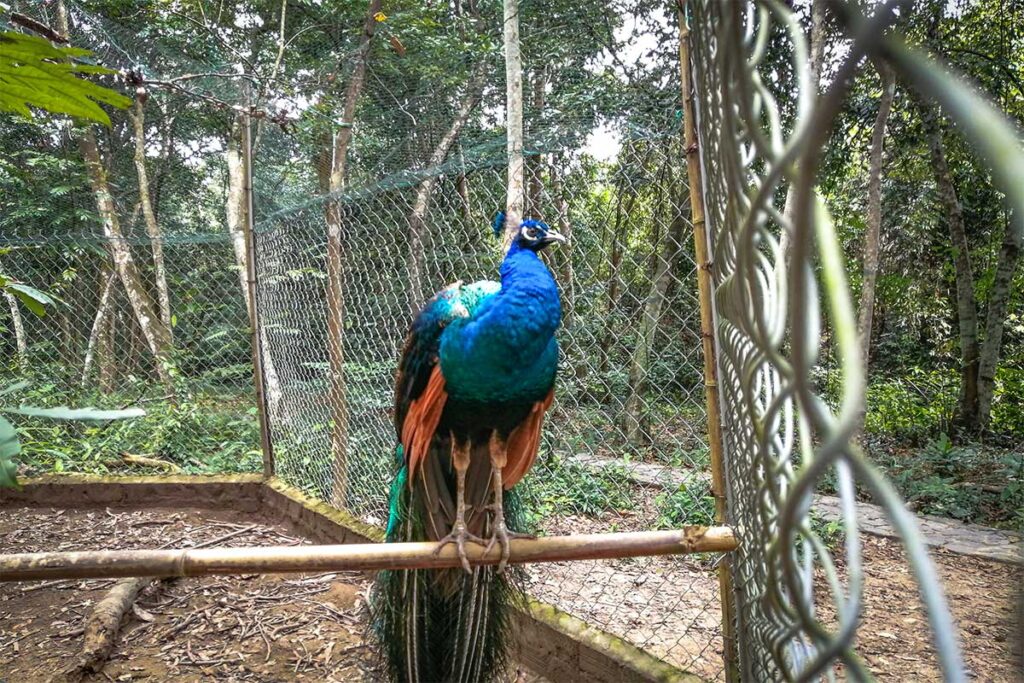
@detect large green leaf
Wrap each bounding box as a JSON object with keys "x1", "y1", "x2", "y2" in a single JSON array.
[
  {"x1": 5, "y1": 282, "x2": 56, "y2": 317},
  {"x1": 5, "y1": 406, "x2": 146, "y2": 421},
  {"x1": 0, "y1": 31, "x2": 131, "y2": 125},
  {"x1": 0, "y1": 415, "x2": 20, "y2": 488}
]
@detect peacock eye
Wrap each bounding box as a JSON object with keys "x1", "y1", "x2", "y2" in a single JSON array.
[{"x1": 525, "y1": 227, "x2": 539, "y2": 239}]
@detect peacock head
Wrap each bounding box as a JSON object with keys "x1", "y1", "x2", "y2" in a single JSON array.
[{"x1": 492, "y1": 212, "x2": 566, "y2": 252}]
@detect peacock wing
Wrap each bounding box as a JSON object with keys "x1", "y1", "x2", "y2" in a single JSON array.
[{"x1": 394, "y1": 280, "x2": 499, "y2": 476}]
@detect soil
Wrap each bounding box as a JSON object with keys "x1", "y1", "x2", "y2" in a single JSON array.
[
  {"x1": 2, "y1": 505, "x2": 1020, "y2": 682},
  {"x1": 0, "y1": 506, "x2": 383, "y2": 682}
]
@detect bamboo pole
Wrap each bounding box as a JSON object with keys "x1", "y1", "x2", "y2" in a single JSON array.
[
  {"x1": 241, "y1": 100, "x2": 275, "y2": 479},
  {"x1": 678, "y1": 5, "x2": 741, "y2": 682},
  {"x1": 0, "y1": 527, "x2": 736, "y2": 583}
]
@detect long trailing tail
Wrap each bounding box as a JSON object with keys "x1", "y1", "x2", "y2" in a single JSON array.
[{"x1": 371, "y1": 445, "x2": 525, "y2": 683}]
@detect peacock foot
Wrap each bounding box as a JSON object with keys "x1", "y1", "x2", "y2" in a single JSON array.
[
  {"x1": 434, "y1": 523, "x2": 486, "y2": 574},
  {"x1": 484, "y1": 509, "x2": 535, "y2": 574}
]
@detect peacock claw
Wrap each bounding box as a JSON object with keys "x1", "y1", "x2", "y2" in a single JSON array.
[
  {"x1": 484, "y1": 510, "x2": 534, "y2": 574},
  {"x1": 434, "y1": 523, "x2": 486, "y2": 574}
]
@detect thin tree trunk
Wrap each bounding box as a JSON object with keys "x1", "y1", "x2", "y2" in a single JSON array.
[
  {"x1": 4, "y1": 293, "x2": 27, "y2": 370},
  {"x1": 98, "y1": 278, "x2": 117, "y2": 395},
  {"x1": 455, "y1": 142, "x2": 472, "y2": 221},
  {"x1": 526, "y1": 67, "x2": 547, "y2": 218},
  {"x1": 226, "y1": 113, "x2": 283, "y2": 416},
  {"x1": 549, "y1": 154, "x2": 575, "y2": 330},
  {"x1": 624, "y1": 192, "x2": 687, "y2": 445},
  {"x1": 319, "y1": 0, "x2": 382, "y2": 507},
  {"x1": 857, "y1": 62, "x2": 896, "y2": 375},
  {"x1": 977, "y1": 217, "x2": 1022, "y2": 427},
  {"x1": 56, "y1": 2, "x2": 176, "y2": 399},
  {"x1": 81, "y1": 267, "x2": 117, "y2": 389},
  {"x1": 598, "y1": 150, "x2": 646, "y2": 377},
  {"x1": 919, "y1": 100, "x2": 981, "y2": 431},
  {"x1": 129, "y1": 97, "x2": 173, "y2": 341},
  {"x1": 407, "y1": 63, "x2": 487, "y2": 310},
  {"x1": 77, "y1": 129, "x2": 176, "y2": 396},
  {"x1": 780, "y1": 0, "x2": 826, "y2": 252},
  {"x1": 502, "y1": 0, "x2": 525, "y2": 249}
]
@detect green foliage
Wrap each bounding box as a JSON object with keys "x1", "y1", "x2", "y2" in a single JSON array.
[
  {"x1": 520, "y1": 452, "x2": 635, "y2": 528},
  {"x1": 654, "y1": 480, "x2": 715, "y2": 529},
  {"x1": 0, "y1": 380, "x2": 143, "y2": 487},
  {"x1": 15, "y1": 385, "x2": 259, "y2": 477},
  {"x1": 868, "y1": 435, "x2": 1024, "y2": 530},
  {"x1": 809, "y1": 512, "x2": 845, "y2": 552},
  {"x1": 0, "y1": 31, "x2": 130, "y2": 125},
  {"x1": 0, "y1": 414, "x2": 19, "y2": 487},
  {"x1": 0, "y1": 272, "x2": 56, "y2": 316}
]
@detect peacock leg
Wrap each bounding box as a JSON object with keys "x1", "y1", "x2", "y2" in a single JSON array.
[
  {"x1": 434, "y1": 435, "x2": 485, "y2": 573},
  {"x1": 485, "y1": 432, "x2": 534, "y2": 573}
]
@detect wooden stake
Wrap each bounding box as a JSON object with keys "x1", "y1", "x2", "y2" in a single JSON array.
[
  {"x1": 0, "y1": 527, "x2": 736, "y2": 583},
  {"x1": 678, "y1": 5, "x2": 741, "y2": 682}
]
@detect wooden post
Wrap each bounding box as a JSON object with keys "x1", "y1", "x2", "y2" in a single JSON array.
[
  {"x1": 678, "y1": 5, "x2": 741, "y2": 682},
  {"x1": 0, "y1": 527, "x2": 738, "y2": 582},
  {"x1": 241, "y1": 106, "x2": 275, "y2": 479}
]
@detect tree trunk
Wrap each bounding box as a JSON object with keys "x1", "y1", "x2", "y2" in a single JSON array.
[
  {"x1": 623, "y1": 199, "x2": 687, "y2": 445},
  {"x1": 977, "y1": 218, "x2": 1022, "y2": 427},
  {"x1": 919, "y1": 100, "x2": 981, "y2": 431},
  {"x1": 4, "y1": 293, "x2": 27, "y2": 370},
  {"x1": 502, "y1": 0, "x2": 525, "y2": 249},
  {"x1": 780, "y1": 0, "x2": 826, "y2": 252},
  {"x1": 129, "y1": 97, "x2": 173, "y2": 341},
  {"x1": 56, "y1": 2, "x2": 176, "y2": 399},
  {"x1": 226, "y1": 113, "x2": 283, "y2": 416},
  {"x1": 78, "y1": 129, "x2": 176, "y2": 396},
  {"x1": 549, "y1": 154, "x2": 575, "y2": 330},
  {"x1": 81, "y1": 266, "x2": 117, "y2": 389},
  {"x1": 98, "y1": 274, "x2": 117, "y2": 395},
  {"x1": 406, "y1": 63, "x2": 487, "y2": 310},
  {"x1": 857, "y1": 62, "x2": 896, "y2": 376},
  {"x1": 526, "y1": 67, "x2": 547, "y2": 218},
  {"x1": 319, "y1": 0, "x2": 382, "y2": 507},
  {"x1": 455, "y1": 143, "x2": 472, "y2": 221}
]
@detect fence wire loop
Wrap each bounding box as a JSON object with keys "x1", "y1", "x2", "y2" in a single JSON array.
[{"x1": 687, "y1": 2, "x2": 966, "y2": 681}]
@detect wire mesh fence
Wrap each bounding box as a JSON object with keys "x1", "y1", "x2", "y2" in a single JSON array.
[
  {"x1": 687, "y1": 1, "x2": 967, "y2": 680},
  {"x1": 1, "y1": 1, "x2": 732, "y2": 678}
]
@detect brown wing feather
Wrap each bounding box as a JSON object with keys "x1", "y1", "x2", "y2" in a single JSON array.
[
  {"x1": 401, "y1": 365, "x2": 448, "y2": 483},
  {"x1": 502, "y1": 388, "x2": 555, "y2": 489}
]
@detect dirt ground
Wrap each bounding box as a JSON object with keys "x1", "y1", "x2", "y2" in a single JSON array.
[
  {"x1": 818, "y1": 535, "x2": 1022, "y2": 682},
  {"x1": 1, "y1": 505, "x2": 1021, "y2": 682},
  {"x1": 0, "y1": 507, "x2": 383, "y2": 682}
]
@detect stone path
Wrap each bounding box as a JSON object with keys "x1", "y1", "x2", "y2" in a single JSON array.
[{"x1": 570, "y1": 453, "x2": 1023, "y2": 565}]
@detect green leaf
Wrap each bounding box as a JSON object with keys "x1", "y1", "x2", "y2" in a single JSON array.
[
  {"x1": 0, "y1": 31, "x2": 131, "y2": 126},
  {"x1": 6, "y1": 282, "x2": 55, "y2": 317},
  {"x1": 0, "y1": 415, "x2": 20, "y2": 488},
  {"x1": 4, "y1": 406, "x2": 146, "y2": 421}
]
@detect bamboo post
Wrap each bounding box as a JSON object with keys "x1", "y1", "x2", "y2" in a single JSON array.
[
  {"x1": 241, "y1": 103, "x2": 275, "y2": 479},
  {"x1": 0, "y1": 527, "x2": 737, "y2": 582},
  {"x1": 678, "y1": 5, "x2": 741, "y2": 682}
]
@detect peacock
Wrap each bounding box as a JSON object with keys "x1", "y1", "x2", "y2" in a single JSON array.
[{"x1": 371, "y1": 214, "x2": 565, "y2": 683}]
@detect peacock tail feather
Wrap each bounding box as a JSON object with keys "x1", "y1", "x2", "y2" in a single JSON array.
[{"x1": 371, "y1": 448, "x2": 526, "y2": 683}]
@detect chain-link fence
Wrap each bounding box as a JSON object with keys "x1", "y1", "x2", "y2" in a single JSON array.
[
  {"x1": 1, "y1": 1, "x2": 731, "y2": 678},
  {"x1": 687, "y1": 1, "x2": 968, "y2": 680},
  {"x1": 7, "y1": 0, "x2": 1005, "y2": 679}
]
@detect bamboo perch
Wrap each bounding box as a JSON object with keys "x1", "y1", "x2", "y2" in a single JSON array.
[{"x1": 0, "y1": 527, "x2": 736, "y2": 583}]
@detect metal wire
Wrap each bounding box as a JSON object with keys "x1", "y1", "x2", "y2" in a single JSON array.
[{"x1": 687, "y1": 1, "x2": 966, "y2": 680}]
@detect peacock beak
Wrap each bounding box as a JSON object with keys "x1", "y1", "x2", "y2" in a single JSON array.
[{"x1": 540, "y1": 228, "x2": 567, "y2": 247}]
